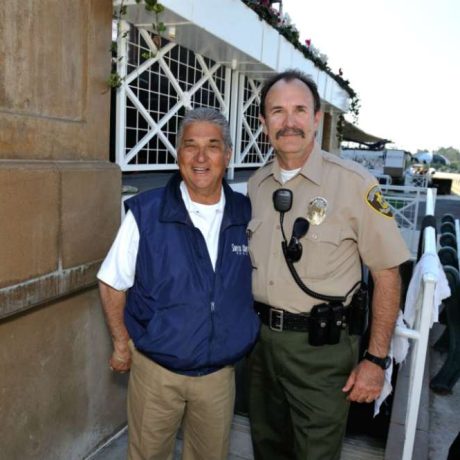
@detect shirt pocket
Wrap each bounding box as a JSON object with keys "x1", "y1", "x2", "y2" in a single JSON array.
[
  {"x1": 299, "y1": 224, "x2": 343, "y2": 279},
  {"x1": 247, "y1": 219, "x2": 263, "y2": 269}
]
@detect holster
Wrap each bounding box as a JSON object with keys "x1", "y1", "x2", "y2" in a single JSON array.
[{"x1": 348, "y1": 285, "x2": 369, "y2": 336}]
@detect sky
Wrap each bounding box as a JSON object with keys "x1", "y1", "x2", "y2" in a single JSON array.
[{"x1": 282, "y1": 0, "x2": 460, "y2": 153}]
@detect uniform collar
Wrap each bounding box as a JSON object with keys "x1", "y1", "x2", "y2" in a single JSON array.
[{"x1": 260, "y1": 142, "x2": 323, "y2": 186}]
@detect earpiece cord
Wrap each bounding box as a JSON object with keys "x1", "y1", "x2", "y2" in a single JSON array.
[
  {"x1": 278, "y1": 214, "x2": 363, "y2": 302},
  {"x1": 282, "y1": 244, "x2": 347, "y2": 302},
  {"x1": 279, "y1": 212, "x2": 288, "y2": 243}
]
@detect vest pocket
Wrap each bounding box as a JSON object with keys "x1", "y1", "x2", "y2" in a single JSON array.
[{"x1": 137, "y1": 302, "x2": 209, "y2": 370}]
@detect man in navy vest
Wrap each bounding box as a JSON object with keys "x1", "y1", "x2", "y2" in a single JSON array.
[{"x1": 98, "y1": 107, "x2": 260, "y2": 460}]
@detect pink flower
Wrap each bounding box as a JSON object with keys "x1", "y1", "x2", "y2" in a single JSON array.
[{"x1": 305, "y1": 39, "x2": 311, "y2": 47}]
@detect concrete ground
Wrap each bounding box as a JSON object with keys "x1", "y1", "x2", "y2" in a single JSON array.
[{"x1": 85, "y1": 329, "x2": 460, "y2": 460}]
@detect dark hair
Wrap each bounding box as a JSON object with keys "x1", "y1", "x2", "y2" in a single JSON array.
[
  {"x1": 259, "y1": 69, "x2": 321, "y2": 117},
  {"x1": 177, "y1": 107, "x2": 232, "y2": 150}
]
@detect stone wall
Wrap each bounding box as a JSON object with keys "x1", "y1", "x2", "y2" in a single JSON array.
[{"x1": 0, "y1": 1, "x2": 126, "y2": 458}]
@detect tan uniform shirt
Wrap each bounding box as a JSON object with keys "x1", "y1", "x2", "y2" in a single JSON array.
[{"x1": 248, "y1": 143, "x2": 411, "y2": 314}]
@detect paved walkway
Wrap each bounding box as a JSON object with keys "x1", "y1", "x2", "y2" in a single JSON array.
[
  {"x1": 86, "y1": 334, "x2": 460, "y2": 460},
  {"x1": 87, "y1": 419, "x2": 386, "y2": 460}
]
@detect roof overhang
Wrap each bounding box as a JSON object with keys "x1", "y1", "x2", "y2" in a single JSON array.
[
  {"x1": 114, "y1": 0, "x2": 351, "y2": 113},
  {"x1": 342, "y1": 121, "x2": 390, "y2": 149}
]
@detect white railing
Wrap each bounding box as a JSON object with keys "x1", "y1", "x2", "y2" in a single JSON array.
[
  {"x1": 393, "y1": 188, "x2": 437, "y2": 460},
  {"x1": 372, "y1": 172, "x2": 392, "y2": 185},
  {"x1": 404, "y1": 172, "x2": 429, "y2": 188},
  {"x1": 381, "y1": 185, "x2": 428, "y2": 255}
]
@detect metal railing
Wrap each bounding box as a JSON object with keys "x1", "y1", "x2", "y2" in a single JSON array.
[
  {"x1": 381, "y1": 185, "x2": 428, "y2": 255},
  {"x1": 393, "y1": 188, "x2": 438, "y2": 460},
  {"x1": 404, "y1": 171, "x2": 430, "y2": 188}
]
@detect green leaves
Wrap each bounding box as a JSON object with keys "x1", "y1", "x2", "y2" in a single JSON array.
[
  {"x1": 109, "y1": 1, "x2": 166, "y2": 90},
  {"x1": 107, "y1": 72, "x2": 123, "y2": 89}
]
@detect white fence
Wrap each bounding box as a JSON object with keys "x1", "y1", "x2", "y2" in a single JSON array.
[
  {"x1": 381, "y1": 185, "x2": 429, "y2": 255},
  {"x1": 393, "y1": 188, "x2": 438, "y2": 460}
]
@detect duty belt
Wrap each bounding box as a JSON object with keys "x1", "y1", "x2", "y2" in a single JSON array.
[{"x1": 254, "y1": 301, "x2": 349, "y2": 333}]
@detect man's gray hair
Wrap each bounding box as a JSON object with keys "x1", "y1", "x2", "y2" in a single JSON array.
[{"x1": 177, "y1": 107, "x2": 233, "y2": 150}]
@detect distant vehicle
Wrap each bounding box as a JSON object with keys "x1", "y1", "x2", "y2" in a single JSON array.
[
  {"x1": 412, "y1": 151, "x2": 450, "y2": 166},
  {"x1": 383, "y1": 149, "x2": 412, "y2": 184},
  {"x1": 405, "y1": 163, "x2": 434, "y2": 187},
  {"x1": 413, "y1": 151, "x2": 433, "y2": 164}
]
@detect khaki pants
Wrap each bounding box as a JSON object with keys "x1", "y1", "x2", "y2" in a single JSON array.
[
  {"x1": 127, "y1": 343, "x2": 235, "y2": 460},
  {"x1": 248, "y1": 324, "x2": 359, "y2": 460}
]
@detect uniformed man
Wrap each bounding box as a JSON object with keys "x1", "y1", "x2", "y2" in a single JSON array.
[{"x1": 247, "y1": 69, "x2": 410, "y2": 460}]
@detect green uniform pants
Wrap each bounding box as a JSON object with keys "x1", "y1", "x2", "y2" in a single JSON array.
[{"x1": 248, "y1": 324, "x2": 359, "y2": 460}]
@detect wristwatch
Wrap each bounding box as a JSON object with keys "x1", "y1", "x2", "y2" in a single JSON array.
[{"x1": 363, "y1": 350, "x2": 391, "y2": 370}]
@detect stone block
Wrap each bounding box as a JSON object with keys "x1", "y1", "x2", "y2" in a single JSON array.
[
  {"x1": 0, "y1": 288, "x2": 127, "y2": 460},
  {"x1": 0, "y1": 0, "x2": 112, "y2": 160},
  {"x1": 0, "y1": 162, "x2": 59, "y2": 288},
  {"x1": 59, "y1": 162, "x2": 121, "y2": 268}
]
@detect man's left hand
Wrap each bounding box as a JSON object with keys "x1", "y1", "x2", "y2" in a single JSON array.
[{"x1": 342, "y1": 360, "x2": 384, "y2": 403}]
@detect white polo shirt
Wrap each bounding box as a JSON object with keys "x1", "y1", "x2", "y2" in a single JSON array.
[{"x1": 97, "y1": 181, "x2": 226, "y2": 290}]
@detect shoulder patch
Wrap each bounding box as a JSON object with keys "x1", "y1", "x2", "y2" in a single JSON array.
[{"x1": 366, "y1": 185, "x2": 393, "y2": 218}]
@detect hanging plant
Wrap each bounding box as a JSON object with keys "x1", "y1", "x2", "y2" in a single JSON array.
[
  {"x1": 241, "y1": 0, "x2": 358, "y2": 106},
  {"x1": 108, "y1": 0, "x2": 165, "y2": 89}
]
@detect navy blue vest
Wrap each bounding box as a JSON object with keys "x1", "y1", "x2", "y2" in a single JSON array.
[{"x1": 124, "y1": 173, "x2": 260, "y2": 375}]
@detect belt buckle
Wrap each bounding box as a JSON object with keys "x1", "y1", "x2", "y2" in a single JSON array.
[{"x1": 269, "y1": 308, "x2": 284, "y2": 332}]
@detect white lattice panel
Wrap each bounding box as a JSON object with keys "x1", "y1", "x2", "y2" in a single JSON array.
[
  {"x1": 234, "y1": 74, "x2": 273, "y2": 167},
  {"x1": 116, "y1": 23, "x2": 231, "y2": 171}
]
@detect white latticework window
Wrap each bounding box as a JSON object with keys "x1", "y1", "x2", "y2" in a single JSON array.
[
  {"x1": 116, "y1": 23, "x2": 230, "y2": 171},
  {"x1": 235, "y1": 75, "x2": 273, "y2": 167}
]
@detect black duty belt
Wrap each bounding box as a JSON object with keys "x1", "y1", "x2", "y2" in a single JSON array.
[
  {"x1": 254, "y1": 301, "x2": 349, "y2": 333},
  {"x1": 254, "y1": 301, "x2": 311, "y2": 332}
]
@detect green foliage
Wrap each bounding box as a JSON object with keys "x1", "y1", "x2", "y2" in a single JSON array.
[
  {"x1": 450, "y1": 162, "x2": 460, "y2": 171},
  {"x1": 435, "y1": 147, "x2": 460, "y2": 163},
  {"x1": 109, "y1": 0, "x2": 165, "y2": 89},
  {"x1": 336, "y1": 114, "x2": 345, "y2": 143},
  {"x1": 241, "y1": 0, "x2": 359, "y2": 121},
  {"x1": 107, "y1": 71, "x2": 123, "y2": 89},
  {"x1": 141, "y1": 51, "x2": 155, "y2": 60}
]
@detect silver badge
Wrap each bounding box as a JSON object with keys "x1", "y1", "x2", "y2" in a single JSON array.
[{"x1": 306, "y1": 197, "x2": 328, "y2": 225}]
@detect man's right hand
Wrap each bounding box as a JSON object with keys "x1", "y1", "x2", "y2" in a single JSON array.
[{"x1": 110, "y1": 340, "x2": 132, "y2": 373}]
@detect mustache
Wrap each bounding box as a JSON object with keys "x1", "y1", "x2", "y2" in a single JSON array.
[{"x1": 275, "y1": 128, "x2": 305, "y2": 139}]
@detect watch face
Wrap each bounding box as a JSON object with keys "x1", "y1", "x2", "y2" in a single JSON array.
[{"x1": 382, "y1": 356, "x2": 391, "y2": 369}]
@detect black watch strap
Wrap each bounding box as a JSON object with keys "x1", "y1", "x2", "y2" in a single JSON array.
[{"x1": 363, "y1": 350, "x2": 391, "y2": 370}]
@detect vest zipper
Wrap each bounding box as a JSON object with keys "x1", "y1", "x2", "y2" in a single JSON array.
[{"x1": 208, "y1": 301, "x2": 216, "y2": 362}]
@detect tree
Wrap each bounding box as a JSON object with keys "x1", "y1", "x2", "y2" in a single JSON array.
[{"x1": 435, "y1": 147, "x2": 460, "y2": 163}]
